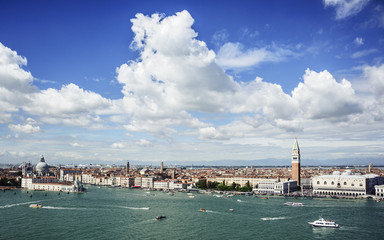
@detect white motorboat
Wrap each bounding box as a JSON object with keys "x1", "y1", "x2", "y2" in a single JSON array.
[{"x1": 308, "y1": 217, "x2": 339, "y2": 228}]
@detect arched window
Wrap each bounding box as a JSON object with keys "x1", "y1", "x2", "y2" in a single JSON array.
[
  {"x1": 324, "y1": 181, "x2": 327, "y2": 185},
  {"x1": 351, "y1": 183, "x2": 354, "y2": 186},
  {"x1": 331, "y1": 181, "x2": 334, "y2": 185},
  {"x1": 317, "y1": 181, "x2": 320, "y2": 184},
  {"x1": 344, "y1": 182, "x2": 347, "y2": 185}
]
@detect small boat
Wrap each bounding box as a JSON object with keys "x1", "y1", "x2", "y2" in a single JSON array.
[
  {"x1": 229, "y1": 209, "x2": 234, "y2": 212},
  {"x1": 261, "y1": 197, "x2": 268, "y2": 200},
  {"x1": 156, "y1": 215, "x2": 166, "y2": 220},
  {"x1": 284, "y1": 202, "x2": 304, "y2": 206},
  {"x1": 308, "y1": 217, "x2": 339, "y2": 228},
  {"x1": 29, "y1": 204, "x2": 43, "y2": 208},
  {"x1": 237, "y1": 199, "x2": 242, "y2": 202},
  {"x1": 199, "y1": 208, "x2": 206, "y2": 212}
]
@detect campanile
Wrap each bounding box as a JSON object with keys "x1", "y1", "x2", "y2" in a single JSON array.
[{"x1": 291, "y1": 138, "x2": 301, "y2": 186}]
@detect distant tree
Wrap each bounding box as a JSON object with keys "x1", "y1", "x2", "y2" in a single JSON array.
[
  {"x1": 239, "y1": 181, "x2": 252, "y2": 192},
  {"x1": 207, "y1": 181, "x2": 218, "y2": 189},
  {"x1": 196, "y1": 179, "x2": 207, "y2": 189},
  {"x1": 218, "y1": 180, "x2": 228, "y2": 191}
]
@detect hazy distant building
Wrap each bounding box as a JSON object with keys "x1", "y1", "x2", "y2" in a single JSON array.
[
  {"x1": 291, "y1": 138, "x2": 301, "y2": 186},
  {"x1": 126, "y1": 161, "x2": 130, "y2": 176},
  {"x1": 160, "y1": 161, "x2": 164, "y2": 173},
  {"x1": 21, "y1": 162, "x2": 33, "y2": 177}
]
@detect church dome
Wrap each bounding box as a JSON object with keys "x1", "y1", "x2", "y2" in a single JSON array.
[
  {"x1": 36, "y1": 155, "x2": 49, "y2": 175},
  {"x1": 332, "y1": 171, "x2": 341, "y2": 175}
]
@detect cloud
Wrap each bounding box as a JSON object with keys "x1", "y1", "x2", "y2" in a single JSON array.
[
  {"x1": 116, "y1": 10, "x2": 369, "y2": 141},
  {"x1": 136, "y1": 139, "x2": 153, "y2": 147},
  {"x1": 323, "y1": 0, "x2": 370, "y2": 19},
  {"x1": 70, "y1": 142, "x2": 83, "y2": 147},
  {"x1": 351, "y1": 48, "x2": 377, "y2": 58},
  {"x1": 198, "y1": 126, "x2": 230, "y2": 140},
  {"x1": 216, "y1": 42, "x2": 296, "y2": 69},
  {"x1": 211, "y1": 29, "x2": 229, "y2": 47},
  {"x1": 8, "y1": 123, "x2": 41, "y2": 134},
  {"x1": 292, "y1": 69, "x2": 362, "y2": 119},
  {"x1": 23, "y1": 83, "x2": 116, "y2": 127},
  {"x1": 0, "y1": 42, "x2": 34, "y2": 91},
  {"x1": 354, "y1": 37, "x2": 364, "y2": 45},
  {"x1": 363, "y1": 64, "x2": 384, "y2": 103},
  {"x1": 111, "y1": 142, "x2": 125, "y2": 149},
  {"x1": 0, "y1": 42, "x2": 37, "y2": 123}
]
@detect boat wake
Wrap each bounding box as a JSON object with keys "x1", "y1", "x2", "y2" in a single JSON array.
[
  {"x1": 261, "y1": 217, "x2": 287, "y2": 221},
  {"x1": 0, "y1": 201, "x2": 40, "y2": 209},
  {"x1": 42, "y1": 206, "x2": 86, "y2": 210},
  {"x1": 123, "y1": 207, "x2": 151, "y2": 210}
]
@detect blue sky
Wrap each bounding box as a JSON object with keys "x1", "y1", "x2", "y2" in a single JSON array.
[{"x1": 0, "y1": 0, "x2": 383, "y2": 166}]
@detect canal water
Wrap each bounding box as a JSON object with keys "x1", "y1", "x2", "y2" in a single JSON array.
[{"x1": 1, "y1": 186, "x2": 383, "y2": 240}]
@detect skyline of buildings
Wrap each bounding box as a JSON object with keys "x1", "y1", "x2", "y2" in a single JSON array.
[{"x1": 6, "y1": 138, "x2": 381, "y2": 199}]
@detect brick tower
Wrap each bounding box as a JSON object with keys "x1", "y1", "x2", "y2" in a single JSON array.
[{"x1": 291, "y1": 138, "x2": 301, "y2": 186}]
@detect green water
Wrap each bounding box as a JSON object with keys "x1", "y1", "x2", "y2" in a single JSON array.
[{"x1": 1, "y1": 186, "x2": 383, "y2": 240}]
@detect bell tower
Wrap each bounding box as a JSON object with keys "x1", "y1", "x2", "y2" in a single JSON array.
[{"x1": 291, "y1": 138, "x2": 301, "y2": 186}]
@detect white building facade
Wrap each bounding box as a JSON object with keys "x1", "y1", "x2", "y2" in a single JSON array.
[
  {"x1": 312, "y1": 170, "x2": 383, "y2": 197},
  {"x1": 375, "y1": 185, "x2": 384, "y2": 198},
  {"x1": 257, "y1": 180, "x2": 298, "y2": 194}
]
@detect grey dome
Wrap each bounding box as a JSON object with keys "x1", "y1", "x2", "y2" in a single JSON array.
[
  {"x1": 36, "y1": 161, "x2": 49, "y2": 172},
  {"x1": 36, "y1": 155, "x2": 49, "y2": 175}
]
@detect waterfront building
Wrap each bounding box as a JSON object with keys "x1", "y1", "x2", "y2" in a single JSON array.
[
  {"x1": 206, "y1": 176, "x2": 289, "y2": 188},
  {"x1": 291, "y1": 138, "x2": 301, "y2": 186},
  {"x1": 375, "y1": 185, "x2": 384, "y2": 198},
  {"x1": 134, "y1": 177, "x2": 142, "y2": 187},
  {"x1": 256, "y1": 179, "x2": 298, "y2": 194},
  {"x1": 312, "y1": 170, "x2": 383, "y2": 197},
  {"x1": 154, "y1": 180, "x2": 169, "y2": 189},
  {"x1": 256, "y1": 180, "x2": 277, "y2": 194},
  {"x1": 21, "y1": 176, "x2": 84, "y2": 192},
  {"x1": 141, "y1": 177, "x2": 154, "y2": 188},
  {"x1": 169, "y1": 180, "x2": 187, "y2": 190},
  {"x1": 59, "y1": 168, "x2": 82, "y2": 181}
]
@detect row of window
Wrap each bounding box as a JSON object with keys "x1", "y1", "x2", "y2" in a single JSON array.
[{"x1": 317, "y1": 181, "x2": 363, "y2": 187}]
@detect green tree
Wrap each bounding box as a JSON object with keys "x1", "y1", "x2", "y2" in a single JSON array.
[{"x1": 196, "y1": 179, "x2": 207, "y2": 189}]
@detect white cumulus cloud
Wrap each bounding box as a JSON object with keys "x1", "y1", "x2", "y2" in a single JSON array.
[
  {"x1": 292, "y1": 69, "x2": 362, "y2": 120},
  {"x1": 0, "y1": 42, "x2": 37, "y2": 123}
]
